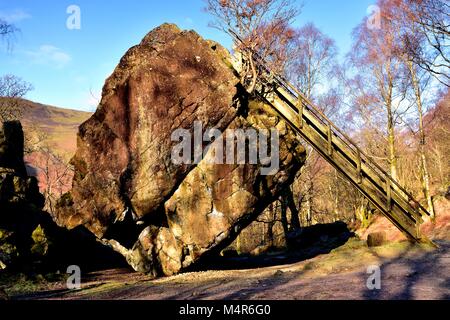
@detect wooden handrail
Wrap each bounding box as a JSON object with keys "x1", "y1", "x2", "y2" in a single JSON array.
[{"x1": 228, "y1": 28, "x2": 431, "y2": 218}]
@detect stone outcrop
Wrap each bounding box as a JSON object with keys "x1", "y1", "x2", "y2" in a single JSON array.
[
  {"x1": 0, "y1": 121, "x2": 45, "y2": 269},
  {"x1": 0, "y1": 121, "x2": 27, "y2": 176},
  {"x1": 367, "y1": 231, "x2": 387, "y2": 247},
  {"x1": 0, "y1": 121, "x2": 123, "y2": 272},
  {"x1": 56, "y1": 24, "x2": 306, "y2": 276}
]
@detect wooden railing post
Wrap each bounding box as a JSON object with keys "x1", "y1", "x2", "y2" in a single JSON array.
[
  {"x1": 327, "y1": 124, "x2": 333, "y2": 156},
  {"x1": 386, "y1": 180, "x2": 392, "y2": 211},
  {"x1": 356, "y1": 150, "x2": 362, "y2": 184},
  {"x1": 297, "y1": 99, "x2": 303, "y2": 129}
]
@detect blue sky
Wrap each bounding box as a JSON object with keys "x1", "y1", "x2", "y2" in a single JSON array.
[{"x1": 0, "y1": 0, "x2": 373, "y2": 111}]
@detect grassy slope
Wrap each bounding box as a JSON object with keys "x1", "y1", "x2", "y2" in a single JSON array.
[
  {"x1": 20, "y1": 99, "x2": 92, "y2": 155},
  {"x1": 16, "y1": 100, "x2": 92, "y2": 194}
]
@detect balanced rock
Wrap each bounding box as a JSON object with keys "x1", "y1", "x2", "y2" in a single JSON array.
[
  {"x1": 108, "y1": 101, "x2": 305, "y2": 275},
  {"x1": 56, "y1": 24, "x2": 306, "y2": 276},
  {"x1": 56, "y1": 23, "x2": 243, "y2": 238}
]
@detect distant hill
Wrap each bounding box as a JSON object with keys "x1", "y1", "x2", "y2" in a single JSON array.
[
  {"x1": 12, "y1": 99, "x2": 93, "y2": 197},
  {"x1": 20, "y1": 99, "x2": 92, "y2": 155}
]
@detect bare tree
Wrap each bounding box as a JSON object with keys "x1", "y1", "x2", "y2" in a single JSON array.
[
  {"x1": 286, "y1": 23, "x2": 338, "y2": 99},
  {"x1": 402, "y1": 0, "x2": 450, "y2": 86},
  {"x1": 426, "y1": 89, "x2": 450, "y2": 191},
  {"x1": 0, "y1": 19, "x2": 17, "y2": 36},
  {"x1": 205, "y1": 0, "x2": 300, "y2": 93},
  {"x1": 403, "y1": 60, "x2": 436, "y2": 219},
  {"x1": 347, "y1": 13, "x2": 410, "y2": 182},
  {"x1": 382, "y1": 0, "x2": 445, "y2": 218},
  {"x1": 285, "y1": 23, "x2": 339, "y2": 226},
  {"x1": 29, "y1": 145, "x2": 74, "y2": 216},
  {"x1": 0, "y1": 74, "x2": 33, "y2": 122}
]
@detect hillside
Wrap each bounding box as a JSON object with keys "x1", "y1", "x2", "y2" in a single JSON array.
[
  {"x1": 20, "y1": 99, "x2": 92, "y2": 155},
  {"x1": 16, "y1": 99, "x2": 92, "y2": 197}
]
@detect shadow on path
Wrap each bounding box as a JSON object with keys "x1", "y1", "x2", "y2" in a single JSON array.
[
  {"x1": 190, "y1": 221, "x2": 355, "y2": 272},
  {"x1": 363, "y1": 240, "x2": 450, "y2": 300}
]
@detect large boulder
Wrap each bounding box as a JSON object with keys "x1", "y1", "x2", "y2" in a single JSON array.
[
  {"x1": 108, "y1": 101, "x2": 305, "y2": 275},
  {"x1": 56, "y1": 23, "x2": 243, "y2": 238},
  {"x1": 56, "y1": 24, "x2": 306, "y2": 276}
]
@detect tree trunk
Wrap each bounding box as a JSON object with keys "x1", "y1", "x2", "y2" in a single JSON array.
[
  {"x1": 247, "y1": 52, "x2": 258, "y2": 94},
  {"x1": 267, "y1": 203, "x2": 275, "y2": 248},
  {"x1": 383, "y1": 61, "x2": 399, "y2": 183},
  {"x1": 283, "y1": 187, "x2": 301, "y2": 230},
  {"x1": 280, "y1": 198, "x2": 290, "y2": 246},
  {"x1": 408, "y1": 61, "x2": 436, "y2": 220},
  {"x1": 306, "y1": 192, "x2": 312, "y2": 226},
  {"x1": 420, "y1": 151, "x2": 435, "y2": 219},
  {"x1": 387, "y1": 104, "x2": 399, "y2": 182},
  {"x1": 333, "y1": 169, "x2": 339, "y2": 220},
  {"x1": 357, "y1": 197, "x2": 371, "y2": 228}
]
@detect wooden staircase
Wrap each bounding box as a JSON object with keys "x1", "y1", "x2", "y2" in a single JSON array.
[{"x1": 229, "y1": 30, "x2": 433, "y2": 244}]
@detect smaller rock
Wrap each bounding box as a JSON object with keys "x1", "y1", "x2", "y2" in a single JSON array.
[
  {"x1": 274, "y1": 270, "x2": 284, "y2": 277},
  {"x1": 221, "y1": 248, "x2": 239, "y2": 258},
  {"x1": 250, "y1": 245, "x2": 270, "y2": 256},
  {"x1": 367, "y1": 232, "x2": 387, "y2": 247},
  {"x1": 0, "y1": 121, "x2": 27, "y2": 176}
]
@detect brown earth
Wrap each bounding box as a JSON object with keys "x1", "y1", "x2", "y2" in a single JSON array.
[{"x1": 358, "y1": 197, "x2": 450, "y2": 242}]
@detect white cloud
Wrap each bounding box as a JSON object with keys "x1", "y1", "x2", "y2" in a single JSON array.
[
  {"x1": 25, "y1": 45, "x2": 72, "y2": 69},
  {"x1": 0, "y1": 9, "x2": 31, "y2": 23}
]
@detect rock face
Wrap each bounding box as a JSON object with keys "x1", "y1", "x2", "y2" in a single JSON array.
[
  {"x1": 0, "y1": 121, "x2": 27, "y2": 176},
  {"x1": 0, "y1": 121, "x2": 45, "y2": 268},
  {"x1": 56, "y1": 23, "x2": 243, "y2": 238},
  {"x1": 56, "y1": 24, "x2": 306, "y2": 276},
  {"x1": 112, "y1": 101, "x2": 305, "y2": 275},
  {"x1": 0, "y1": 121, "x2": 125, "y2": 272}
]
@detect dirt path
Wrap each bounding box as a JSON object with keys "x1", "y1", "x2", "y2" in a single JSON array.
[{"x1": 13, "y1": 239, "x2": 450, "y2": 300}]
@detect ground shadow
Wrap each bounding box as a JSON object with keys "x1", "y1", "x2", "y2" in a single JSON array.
[
  {"x1": 189, "y1": 221, "x2": 355, "y2": 272},
  {"x1": 363, "y1": 240, "x2": 450, "y2": 300}
]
